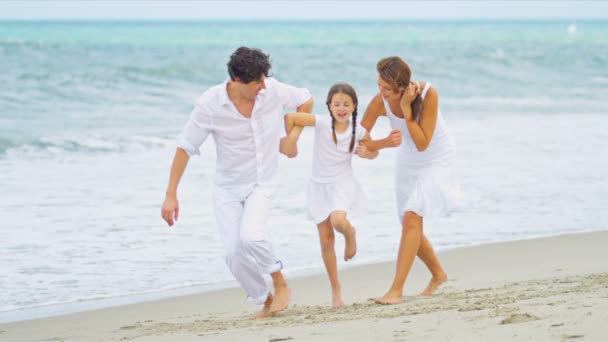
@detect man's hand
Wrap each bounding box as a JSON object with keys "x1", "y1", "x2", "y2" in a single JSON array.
[
  {"x1": 161, "y1": 195, "x2": 179, "y2": 226},
  {"x1": 280, "y1": 136, "x2": 298, "y2": 158}
]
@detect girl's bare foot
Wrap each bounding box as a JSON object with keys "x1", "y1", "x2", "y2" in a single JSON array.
[
  {"x1": 374, "y1": 290, "x2": 403, "y2": 305},
  {"x1": 269, "y1": 285, "x2": 291, "y2": 313},
  {"x1": 344, "y1": 227, "x2": 357, "y2": 261},
  {"x1": 251, "y1": 295, "x2": 273, "y2": 319},
  {"x1": 419, "y1": 273, "x2": 448, "y2": 296},
  {"x1": 332, "y1": 293, "x2": 345, "y2": 309}
]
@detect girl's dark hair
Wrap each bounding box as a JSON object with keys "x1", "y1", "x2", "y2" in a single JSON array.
[
  {"x1": 227, "y1": 47, "x2": 271, "y2": 83},
  {"x1": 326, "y1": 83, "x2": 358, "y2": 153},
  {"x1": 377, "y1": 56, "x2": 422, "y2": 121}
]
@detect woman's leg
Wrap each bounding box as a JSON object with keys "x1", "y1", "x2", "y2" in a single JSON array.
[
  {"x1": 417, "y1": 234, "x2": 448, "y2": 296},
  {"x1": 375, "y1": 211, "x2": 422, "y2": 304},
  {"x1": 317, "y1": 218, "x2": 344, "y2": 308},
  {"x1": 329, "y1": 211, "x2": 357, "y2": 261}
]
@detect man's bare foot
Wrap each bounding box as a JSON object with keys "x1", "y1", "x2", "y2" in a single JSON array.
[
  {"x1": 332, "y1": 293, "x2": 345, "y2": 309},
  {"x1": 374, "y1": 290, "x2": 403, "y2": 305},
  {"x1": 251, "y1": 295, "x2": 273, "y2": 319},
  {"x1": 419, "y1": 273, "x2": 448, "y2": 296},
  {"x1": 269, "y1": 285, "x2": 291, "y2": 313},
  {"x1": 344, "y1": 227, "x2": 357, "y2": 261}
]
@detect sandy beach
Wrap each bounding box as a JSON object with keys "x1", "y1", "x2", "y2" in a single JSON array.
[{"x1": 2, "y1": 231, "x2": 606, "y2": 341}]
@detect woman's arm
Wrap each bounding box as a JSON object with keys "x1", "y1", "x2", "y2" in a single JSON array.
[
  {"x1": 365, "y1": 130, "x2": 402, "y2": 150},
  {"x1": 358, "y1": 94, "x2": 389, "y2": 157},
  {"x1": 401, "y1": 85, "x2": 438, "y2": 152},
  {"x1": 360, "y1": 94, "x2": 386, "y2": 132}
]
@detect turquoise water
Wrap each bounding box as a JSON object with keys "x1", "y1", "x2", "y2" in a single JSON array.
[
  {"x1": 1, "y1": 20, "x2": 607, "y2": 322},
  {"x1": 2, "y1": 20, "x2": 607, "y2": 152}
]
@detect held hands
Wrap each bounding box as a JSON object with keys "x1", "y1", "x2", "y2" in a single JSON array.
[
  {"x1": 356, "y1": 140, "x2": 377, "y2": 159},
  {"x1": 161, "y1": 195, "x2": 179, "y2": 226},
  {"x1": 399, "y1": 81, "x2": 421, "y2": 120},
  {"x1": 279, "y1": 136, "x2": 298, "y2": 158}
]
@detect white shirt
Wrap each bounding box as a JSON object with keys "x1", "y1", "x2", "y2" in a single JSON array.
[
  {"x1": 311, "y1": 115, "x2": 367, "y2": 183},
  {"x1": 178, "y1": 78, "x2": 311, "y2": 195}
]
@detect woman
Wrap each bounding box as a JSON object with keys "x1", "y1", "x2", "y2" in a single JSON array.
[{"x1": 358, "y1": 56, "x2": 459, "y2": 304}]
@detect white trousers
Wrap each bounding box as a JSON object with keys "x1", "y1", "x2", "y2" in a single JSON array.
[{"x1": 213, "y1": 185, "x2": 283, "y2": 305}]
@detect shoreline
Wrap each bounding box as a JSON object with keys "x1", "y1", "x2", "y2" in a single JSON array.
[
  {"x1": 1, "y1": 230, "x2": 607, "y2": 341},
  {"x1": 0, "y1": 229, "x2": 599, "y2": 325}
]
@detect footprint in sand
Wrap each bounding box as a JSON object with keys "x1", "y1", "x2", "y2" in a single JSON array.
[
  {"x1": 499, "y1": 313, "x2": 539, "y2": 325},
  {"x1": 269, "y1": 336, "x2": 293, "y2": 342}
]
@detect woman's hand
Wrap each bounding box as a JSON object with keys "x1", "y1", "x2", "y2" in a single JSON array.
[
  {"x1": 385, "y1": 129, "x2": 402, "y2": 147},
  {"x1": 399, "y1": 81, "x2": 421, "y2": 120}
]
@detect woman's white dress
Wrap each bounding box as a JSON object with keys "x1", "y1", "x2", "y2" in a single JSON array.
[
  {"x1": 383, "y1": 83, "x2": 460, "y2": 220},
  {"x1": 306, "y1": 115, "x2": 368, "y2": 224}
]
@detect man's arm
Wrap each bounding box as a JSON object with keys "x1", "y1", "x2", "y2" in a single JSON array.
[
  {"x1": 280, "y1": 97, "x2": 314, "y2": 158},
  {"x1": 161, "y1": 147, "x2": 190, "y2": 226},
  {"x1": 286, "y1": 97, "x2": 314, "y2": 140}
]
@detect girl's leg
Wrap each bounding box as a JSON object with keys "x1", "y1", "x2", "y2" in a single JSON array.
[
  {"x1": 417, "y1": 234, "x2": 448, "y2": 296},
  {"x1": 317, "y1": 218, "x2": 344, "y2": 308},
  {"x1": 375, "y1": 211, "x2": 422, "y2": 304},
  {"x1": 329, "y1": 211, "x2": 357, "y2": 261}
]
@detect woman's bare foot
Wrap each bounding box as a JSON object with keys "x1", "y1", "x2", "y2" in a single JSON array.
[
  {"x1": 332, "y1": 292, "x2": 345, "y2": 309},
  {"x1": 374, "y1": 290, "x2": 403, "y2": 305},
  {"x1": 251, "y1": 295, "x2": 273, "y2": 319},
  {"x1": 344, "y1": 227, "x2": 357, "y2": 261},
  {"x1": 269, "y1": 285, "x2": 291, "y2": 313},
  {"x1": 419, "y1": 273, "x2": 448, "y2": 296}
]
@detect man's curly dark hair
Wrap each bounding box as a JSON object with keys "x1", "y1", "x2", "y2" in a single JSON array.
[{"x1": 227, "y1": 47, "x2": 271, "y2": 83}]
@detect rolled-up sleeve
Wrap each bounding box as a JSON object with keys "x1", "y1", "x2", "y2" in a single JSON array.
[
  {"x1": 275, "y1": 80, "x2": 311, "y2": 111},
  {"x1": 177, "y1": 104, "x2": 212, "y2": 156}
]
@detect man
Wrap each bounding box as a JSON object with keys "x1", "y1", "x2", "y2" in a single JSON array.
[{"x1": 161, "y1": 47, "x2": 313, "y2": 318}]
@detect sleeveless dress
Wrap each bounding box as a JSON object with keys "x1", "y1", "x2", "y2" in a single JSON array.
[
  {"x1": 306, "y1": 115, "x2": 368, "y2": 224},
  {"x1": 383, "y1": 83, "x2": 460, "y2": 220}
]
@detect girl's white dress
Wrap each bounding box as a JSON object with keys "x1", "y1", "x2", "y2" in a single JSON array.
[
  {"x1": 383, "y1": 83, "x2": 460, "y2": 220},
  {"x1": 306, "y1": 115, "x2": 368, "y2": 224}
]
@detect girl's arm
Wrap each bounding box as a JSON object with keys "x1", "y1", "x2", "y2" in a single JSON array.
[
  {"x1": 285, "y1": 112, "x2": 316, "y2": 132},
  {"x1": 280, "y1": 112, "x2": 316, "y2": 157},
  {"x1": 401, "y1": 85, "x2": 438, "y2": 152}
]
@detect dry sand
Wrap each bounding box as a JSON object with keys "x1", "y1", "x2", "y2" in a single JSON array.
[{"x1": 2, "y1": 231, "x2": 606, "y2": 341}]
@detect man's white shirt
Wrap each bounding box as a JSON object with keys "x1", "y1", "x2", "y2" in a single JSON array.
[{"x1": 178, "y1": 78, "x2": 311, "y2": 197}]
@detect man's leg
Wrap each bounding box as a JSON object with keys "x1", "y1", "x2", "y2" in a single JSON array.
[
  {"x1": 214, "y1": 188, "x2": 272, "y2": 314},
  {"x1": 241, "y1": 187, "x2": 290, "y2": 313}
]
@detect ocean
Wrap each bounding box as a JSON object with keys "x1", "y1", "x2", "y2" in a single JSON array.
[{"x1": 1, "y1": 20, "x2": 607, "y2": 323}]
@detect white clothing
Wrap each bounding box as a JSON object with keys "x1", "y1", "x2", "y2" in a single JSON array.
[
  {"x1": 383, "y1": 83, "x2": 460, "y2": 219},
  {"x1": 178, "y1": 77, "x2": 312, "y2": 197},
  {"x1": 307, "y1": 115, "x2": 368, "y2": 224},
  {"x1": 213, "y1": 185, "x2": 282, "y2": 304},
  {"x1": 178, "y1": 78, "x2": 311, "y2": 304}
]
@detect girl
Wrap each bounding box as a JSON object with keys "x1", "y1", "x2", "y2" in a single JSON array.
[
  {"x1": 282, "y1": 83, "x2": 399, "y2": 308},
  {"x1": 358, "y1": 56, "x2": 459, "y2": 304}
]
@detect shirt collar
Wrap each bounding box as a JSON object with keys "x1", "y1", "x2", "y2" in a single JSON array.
[
  {"x1": 218, "y1": 78, "x2": 232, "y2": 106},
  {"x1": 218, "y1": 78, "x2": 268, "y2": 107}
]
